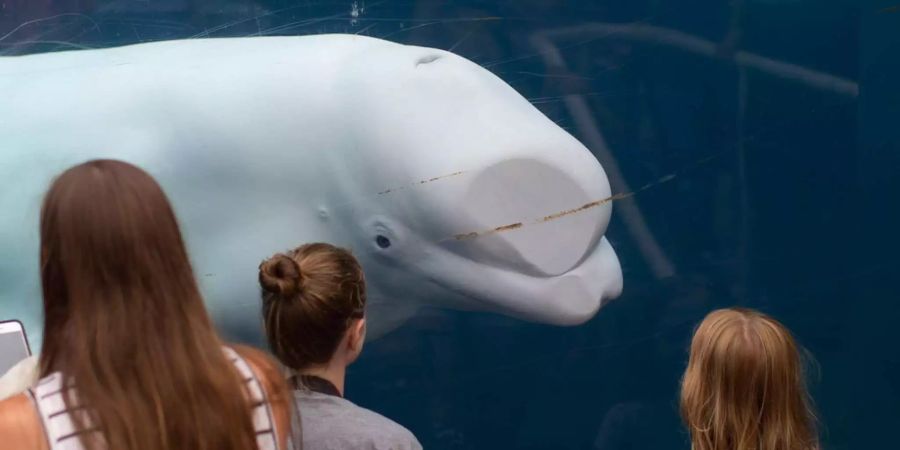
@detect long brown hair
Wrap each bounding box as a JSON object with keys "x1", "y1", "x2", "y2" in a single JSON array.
[
  {"x1": 259, "y1": 243, "x2": 366, "y2": 371},
  {"x1": 39, "y1": 159, "x2": 278, "y2": 450},
  {"x1": 680, "y1": 308, "x2": 818, "y2": 450}
]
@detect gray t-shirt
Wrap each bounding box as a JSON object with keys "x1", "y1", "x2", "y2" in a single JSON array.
[{"x1": 292, "y1": 390, "x2": 422, "y2": 450}]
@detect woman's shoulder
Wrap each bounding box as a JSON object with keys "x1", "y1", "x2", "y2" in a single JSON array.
[
  {"x1": 353, "y1": 402, "x2": 419, "y2": 443},
  {"x1": 297, "y1": 391, "x2": 422, "y2": 450},
  {"x1": 226, "y1": 344, "x2": 293, "y2": 449},
  {"x1": 0, "y1": 392, "x2": 48, "y2": 449},
  {"x1": 225, "y1": 343, "x2": 291, "y2": 397}
]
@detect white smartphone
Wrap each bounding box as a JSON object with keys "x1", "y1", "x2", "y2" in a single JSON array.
[{"x1": 0, "y1": 320, "x2": 31, "y2": 376}]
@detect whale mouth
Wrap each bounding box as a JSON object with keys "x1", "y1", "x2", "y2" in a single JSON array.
[{"x1": 420, "y1": 233, "x2": 623, "y2": 325}]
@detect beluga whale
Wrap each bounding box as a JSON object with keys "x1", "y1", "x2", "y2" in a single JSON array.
[{"x1": 0, "y1": 34, "x2": 623, "y2": 350}]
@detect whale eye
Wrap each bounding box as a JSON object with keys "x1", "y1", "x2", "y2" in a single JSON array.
[{"x1": 375, "y1": 235, "x2": 392, "y2": 249}]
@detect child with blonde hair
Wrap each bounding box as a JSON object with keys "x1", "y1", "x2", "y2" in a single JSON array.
[{"x1": 681, "y1": 308, "x2": 819, "y2": 450}]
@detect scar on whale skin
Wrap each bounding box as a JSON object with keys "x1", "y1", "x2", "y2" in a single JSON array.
[
  {"x1": 452, "y1": 196, "x2": 618, "y2": 241},
  {"x1": 451, "y1": 172, "x2": 678, "y2": 241},
  {"x1": 377, "y1": 170, "x2": 467, "y2": 195}
]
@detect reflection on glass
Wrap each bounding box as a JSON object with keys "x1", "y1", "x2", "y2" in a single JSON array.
[{"x1": 1, "y1": 1, "x2": 891, "y2": 449}]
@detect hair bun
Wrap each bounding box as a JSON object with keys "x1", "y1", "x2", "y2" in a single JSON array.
[{"x1": 259, "y1": 254, "x2": 303, "y2": 297}]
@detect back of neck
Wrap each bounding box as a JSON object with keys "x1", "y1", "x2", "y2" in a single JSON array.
[{"x1": 300, "y1": 363, "x2": 346, "y2": 396}]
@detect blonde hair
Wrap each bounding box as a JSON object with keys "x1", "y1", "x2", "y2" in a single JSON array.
[{"x1": 680, "y1": 308, "x2": 818, "y2": 450}]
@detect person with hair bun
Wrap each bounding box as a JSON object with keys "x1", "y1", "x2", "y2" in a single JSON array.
[
  {"x1": 680, "y1": 307, "x2": 819, "y2": 450},
  {"x1": 259, "y1": 243, "x2": 422, "y2": 450}
]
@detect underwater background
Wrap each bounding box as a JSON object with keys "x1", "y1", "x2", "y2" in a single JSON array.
[{"x1": 1, "y1": 1, "x2": 897, "y2": 449}]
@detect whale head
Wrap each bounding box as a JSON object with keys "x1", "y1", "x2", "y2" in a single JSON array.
[{"x1": 324, "y1": 37, "x2": 624, "y2": 336}]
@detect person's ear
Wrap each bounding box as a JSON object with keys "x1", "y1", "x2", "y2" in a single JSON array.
[{"x1": 347, "y1": 318, "x2": 366, "y2": 357}]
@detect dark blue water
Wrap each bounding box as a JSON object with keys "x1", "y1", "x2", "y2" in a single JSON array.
[{"x1": 1, "y1": 1, "x2": 896, "y2": 449}]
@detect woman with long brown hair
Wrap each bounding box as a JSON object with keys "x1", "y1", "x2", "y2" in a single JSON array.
[
  {"x1": 680, "y1": 307, "x2": 819, "y2": 450},
  {"x1": 0, "y1": 160, "x2": 291, "y2": 450},
  {"x1": 259, "y1": 243, "x2": 421, "y2": 450}
]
